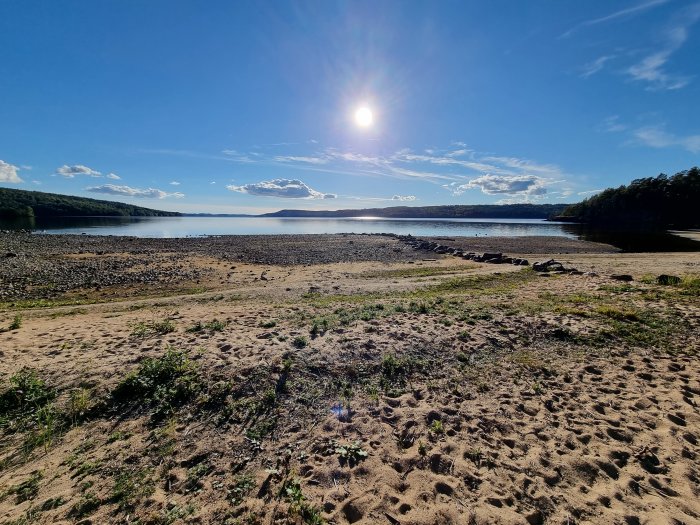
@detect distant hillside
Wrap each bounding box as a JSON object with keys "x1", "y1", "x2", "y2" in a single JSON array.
[
  {"x1": 0, "y1": 188, "x2": 180, "y2": 218},
  {"x1": 559, "y1": 167, "x2": 700, "y2": 229},
  {"x1": 262, "y1": 203, "x2": 570, "y2": 219}
]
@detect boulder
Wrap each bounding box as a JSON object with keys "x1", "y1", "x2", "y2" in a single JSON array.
[
  {"x1": 656, "y1": 274, "x2": 681, "y2": 285},
  {"x1": 610, "y1": 274, "x2": 634, "y2": 282}
]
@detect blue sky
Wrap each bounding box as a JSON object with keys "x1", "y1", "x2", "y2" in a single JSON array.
[{"x1": 1, "y1": 0, "x2": 699, "y2": 214}]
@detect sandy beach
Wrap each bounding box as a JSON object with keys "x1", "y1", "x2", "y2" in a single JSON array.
[{"x1": 1, "y1": 233, "x2": 698, "y2": 525}]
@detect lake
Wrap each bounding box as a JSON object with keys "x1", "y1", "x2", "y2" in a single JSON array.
[
  {"x1": 2, "y1": 216, "x2": 698, "y2": 251},
  {"x1": 1, "y1": 216, "x2": 576, "y2": 238}
]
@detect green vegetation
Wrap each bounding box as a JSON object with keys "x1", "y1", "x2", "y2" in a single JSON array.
[
  {"x1": 335, "y1": 441, "x2": 368, "y2": 466},
  {"x1": 292, "y1": 335, "x2": 309, "y2": 348},
  {"x1": 131, "y1": 318, "x2": 176, "y2": 337},
  {"x1": 111, "y1": 349, "x2": 201, "y2": 418},
  {"x1": 560, "y1": 167, "x2": 700, "y2": 228},
  {"x1": 0, "y1": 187, "x2": 180, "y2": 218},
  {"x1": 112, "y1": 467, "x2": 155, "y2": 510},
  {"x1": 282, "y1": 478, "x2": 324, "y2": 524},
  {"x1": 0, "y1": 368, "x2": 56, "y2": 435}
]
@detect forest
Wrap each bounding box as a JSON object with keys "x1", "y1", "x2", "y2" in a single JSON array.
[
  {"x1": 0, "y1": 188, "x2": 180, "y2": 218},
  {"x1": 559, "y1": 167, "x2": 700, "y2": 229},
  {"x1": 263, "y1": 203, "x2": 570, "y2": 219}
]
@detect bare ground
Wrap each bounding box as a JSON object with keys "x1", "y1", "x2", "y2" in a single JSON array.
[{"x1": 0, "y1": 234, "x2": 698, "y2": 525}]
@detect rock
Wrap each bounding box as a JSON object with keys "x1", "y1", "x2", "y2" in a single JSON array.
[
  {"x1": 656, "y1": 274, "x2": 681, "y2": 285},
  {"x1": 611, "y1": 274, "x2": 633, "y2": 282},
  {"x1": 5, "y1": 252, "x2": 18, "y2": 257},
  {"x1": 483, "y1": 252, "x2": 502, "y2": 260}
]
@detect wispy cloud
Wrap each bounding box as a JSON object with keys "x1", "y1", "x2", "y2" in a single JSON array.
[
  {"x1": 562, "y1": 0, "x2": 670, "y2": 38},
  {"x1": 633, "y1": 125, "x2": 700, "y2": 152},
  {"x1": 599, "y1": 115, "x2": 628, "y2": 133},
  {"x1": 626, "y1": 3, "x2": 700, "y2": 90},
  {"x1": 227, "y1": 178, "x2": 336, "y2": 199},
  {"x1": 86, "y1": 184, "x2": 184, "y2": 199},
  {"x1": 273, "y1": 155, "x2": 329, "y2": 165},
  {"x1": 0, "y1": 160, "x2": 23, "y2": 183},
  {"x1": 170, "y1": 181, "x2": 181, "y2": 186},
  {"x1": 150, "y1": 142, "x2": 570, "y2": 202},
  {"x1": 56, "y1": 164, "x2": 101, "y2": 178},
  {"x1": 581, "y1": 55, "x2": 616, "y2": 78},
  {"x1": 578, "y1": 189, "x2": 604, "y2": 196},
  {"x1": 106, "y1": 173, "x2": 121, "y2": 180}
]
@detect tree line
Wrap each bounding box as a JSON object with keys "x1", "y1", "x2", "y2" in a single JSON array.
[
  {"x1": 559, "y1": 167, "x2": 699, "y2": 229},
  {"x1": 0, "y1": 188, "x2": 180, "y2": 218},
  {"x1": 263, "y1": 203, "x2": 570, "y2": 219}
]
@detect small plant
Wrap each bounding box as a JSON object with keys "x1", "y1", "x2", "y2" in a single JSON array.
[
  {"x1": 260, "y1": 320, "x2": 277, "y2": 328},
  {"x1": 69, "y1": 491, "x2": 100, "y2": 518},
  {"x1": 68, "y1": 387, "x2": 90, "y2": 426},
  {"x1": 429, "y1": 419, "x2": 444, "y2": 434},
  {"x1": 9, "y1": 314, "x2": 22, "y2": 330},
  {"x1": 185, "y1": 462, "x2": 211, "y2": 492},
  {"x1": 40, "y1": 496, "x2": 66, "y2": 510},
  {"x1": 131, "y1": 318, "x2": 176, "y2": 337},
  {"x1": 9, "y1": 470, "x2": 42, "y2": 503},
  {"x1": 335, "y1": 441, "x2": 368, "y2": 466},
  {"x1": 230, "y1": 474, "x2": 255, "y2": 506},
  {"x1": 107, "y1": 430, "x2": 132, "y2": 443},
  {"x1": 418, "y1": 441, "x2": 427, "y2": 457},
  {"x1": 292, "y1": 335, "x2": 308, "y2": 349},
  {"x1": 112, "y1": 349, "x2": 201, "y2": 418},
  {"x1": 282, "y1": 478, "x2": 324, "y2": 524},
  {"x1": 112, "y1": 468, "x2": 155, "y2": 510},
  {"x1": 465, "y1": 447, "x2": 483, "y2": 466}
]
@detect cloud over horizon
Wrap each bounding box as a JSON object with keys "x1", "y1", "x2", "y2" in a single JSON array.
[
  {"x1": 0, "y1": 160, "x2": 23, "y2": 183},
  {"x1": 86, "y1": 184, "x2": 185, "y2": 199},
  {"x1": 391, "y1": 195, "x2": 417, "y2": 201},
  {"x1": 227, "y1": 178, "x2": 336, "y2": 199},
  {"x1": 447, "y1": 174, "x2": 549, "y2": 197},
  {"x1": 56, "y1": 164, "x2": 102, "y2": 178}
]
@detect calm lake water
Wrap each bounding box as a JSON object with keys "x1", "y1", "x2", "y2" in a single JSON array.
[
  {"x1": 2, "y1": 216, "x2": 575, "y2": 238},
  {"x1": 3, "y1": 216, "x2": 698, "y2": 251}
]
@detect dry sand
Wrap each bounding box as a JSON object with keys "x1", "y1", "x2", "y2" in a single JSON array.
[{"x1": 0, "y1": 234, "x2": 698, "y2": 525}]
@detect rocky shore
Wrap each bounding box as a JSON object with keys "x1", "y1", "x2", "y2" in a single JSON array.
[{"x1": 1, "y1": 231, "x2": 617, "y2": 302}]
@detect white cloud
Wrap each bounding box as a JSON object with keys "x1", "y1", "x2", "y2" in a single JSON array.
[
  {"x1": 581, "y1": 55, "x2": 615, "y2": 78},
  {"x1": 170, "y1": 181, "x2": 181, "y2": 186},
  {"x1": 600, "y1": 115, "x2": 628, "y2": 133},
  {"x1": 562, "y1": 0, "x2": 670, "y2": 37},
  {"x1": 273, "y1": 155, "x2": 329, "y2": 165},
  {"x1": 391, "y1": 195, "x2": 417, "y2": 202},
  {"x1": 86, "y1": 184, "x2": 185, "y2": 199},
  {"x1": 20, "y1": 165, "x2": 32, "y2": 170},
  {"x1": 449, "y1": 175, "x2": 549, "y2": 197},
  {"x1": 32, "y1": 180, "x2": 41, "y2": 185},
  {"x1": 106, "y1": 173, "x2": 121, "y2": 180},
  {"x1": 56, "y1": 164, "x2": 102, "y2": 178},
  {"x1": 0, "y1": 160, "x2": 23, "y2": 183},
  {"x1": 227, "y1": 178, "x2": 336, "y2": 199},
  {"x1": 633, "y1": 125, "x2": 700, "y2": 153},
  {"x1": 626, "y1": 4, "x2": 700, "y2": 90},
  {"x1": 578, "y1": 189, "x2": 604, "y2": 196}
]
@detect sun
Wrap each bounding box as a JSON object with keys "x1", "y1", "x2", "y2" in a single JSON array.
[{"x1": 354, "y1": 106, "x2": 374, "y2": 127}]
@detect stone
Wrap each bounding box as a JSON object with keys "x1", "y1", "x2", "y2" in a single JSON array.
[
  {"x1": 656, "y1": 274, "x2": 681, "y2": 285},
  {"x1": 610, "y1": 274, "x2": 633, "y2": 282}
]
